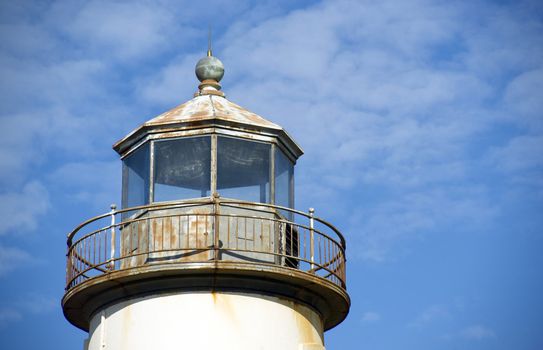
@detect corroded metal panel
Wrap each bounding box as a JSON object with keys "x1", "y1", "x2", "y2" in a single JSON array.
[
  {"x1": 119, "y1": 205, "x2": 214, "y2": 269},
  {"x1": 217, "y1": 205, "x2": 279, "y2": 264},
  {"x1": 119, "y1": 204, "x2": 286, "y2": 267},
  {"x1": 120, "y1": 217, "x2": 148, "y2": 269}
]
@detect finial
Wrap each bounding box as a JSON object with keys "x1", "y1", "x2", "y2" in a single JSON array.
[
  {"x1": 207, "y1": 26, "x2": 212, "y2": 57},
  {"x1": 194, "y1": 29, "x2": 225, "y2": 97}
]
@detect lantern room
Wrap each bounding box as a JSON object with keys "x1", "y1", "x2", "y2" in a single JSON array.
[{"x1": 114, "y1": 55, "x2": 301, "y2": 211}]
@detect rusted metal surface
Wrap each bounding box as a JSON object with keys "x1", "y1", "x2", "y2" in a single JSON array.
[
  {"x1": 145, "y1": 95, "x2": 281, "y2": 130},
  {"x1": 112, "y1": 94, "x2": 304, "y2": 162},
  {"x1": 65, "y1": 198, "x2": 347, "y2": 292}
]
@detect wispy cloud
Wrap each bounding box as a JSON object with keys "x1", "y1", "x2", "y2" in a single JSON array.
[
  {"x1": 442, "y1": 324, "x2": 498, "y2": 341},
  {"x1": 47, "y1": 160, "x2": 120, "y2": 211},
  {"x1": 0, "y1": 182, "x2": 49, "y2": 235},
  {"x1": 49, "y1": 0, "x2": 195, "y2": 61},
  {"x1": 408, "y1": 304, "x2": 450, "y2": 329},
  {"x1": 361, "y1": 311, "x2": 382, "y2": 324},
  {"x1": 0, "y1": 245, "x2": 32, "y2": 276},
  {"x1": 15, "y1": 293, "x2": 56, "y2": 315},
  {"x1": 349, "y1": 186, "x2": 498, "y2": 262},
  {"x1": 460, "y1": 324, "x2": 496, "y2": 340},
  {"x1": 0, "y1": 293, "x2": 56, "y2": 328},
  {"x1": 0, "y1": 308, "x2": 22, "y2": 328},
  {"x1": 203, "y1": 0, "x2": 542, "y2": 261}
]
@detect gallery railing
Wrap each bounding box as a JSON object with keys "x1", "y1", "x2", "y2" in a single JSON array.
[{"x1": 65, "y1": 197, "x2": 346, "y2": 292}]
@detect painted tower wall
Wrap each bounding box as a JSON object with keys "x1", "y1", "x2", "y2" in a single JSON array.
[{"x1": 85, "y1": 292, "x2": 325, "y2": 350}]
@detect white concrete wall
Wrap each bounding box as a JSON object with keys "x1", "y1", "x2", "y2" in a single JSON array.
[{"x1": 86, "y1": 292, "x2": 325, "y2": 350}]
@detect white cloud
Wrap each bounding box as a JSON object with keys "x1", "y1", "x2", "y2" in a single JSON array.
[
  {"x1": 505, "y1": 68, "x2": 543, "y2": 128},
  {"x1": 138, "y1": 53, "x2": 202, "y2": 105},
  {"x1": 0, "y1": 57, "x2": 119, "y2": 189},
  {"x1": 16, "y1": 294, "x2": 56, "y2": 315},
  {"x1": 199, "y1": 0, "x2": 542, "y2": 261},
  {"x1": 349, "y1": 186, "x2": 497, "y2": 262},
  {"x1": 215, "y1": 0, "x2": 493, "y2": 196},
  {"x1": 0, "y1": 113, "x2": 47, "y2": 187},
  {"x1": 489, "y1": 135, "x2": 543, "y2": 173},
  {"x1": 460, "y1": 324, "x2": 496, "y2": 340},
  {"x1": 47, "y1": 0, "x2": 196, "y2": 61},
  {"x1": 408, "y1": 305, "x2": 450, "y2": 329},
  {"x1": 0, "y1": 181, "x2": 49, "y2": 235},
  {"x1": 0, "y1": 293, "x2": 56, "y2": 328},
  {"x1": 0, "y1": 245, "x2": 32, "y2": 276},
  {"x1": 0, "y1": 22, "x2": 58, "y2": 58},
  {"x1": 47, "y1": 160, "x2": 120, "y2": 211},
  {"x1": 0, "y1": 308, "x2": 22, "y2": 328},
  {"x1": 361, "y1": 311, "x2": 381, "y2": 323},
  {"x1": 461, "y1": 2, "x2": 543, "y2": 81}
]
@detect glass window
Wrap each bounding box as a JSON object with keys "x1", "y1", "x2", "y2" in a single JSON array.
[
  {"x1": 122, "y1": 142, "x2": 150, "y2": 209},
  {"x1": 153, "y1": 136, "x2": 211, "y2": 201},
  {"x1": 275, "y1": 147, "x2": 294, "y2": 209},
  {"x1": 217, "y1": 136, "x2": 270, "y2": 203}
]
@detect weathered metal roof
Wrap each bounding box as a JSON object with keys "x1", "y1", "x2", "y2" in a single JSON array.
[
  {"x1": 145, "y1": 94, "x2": 282, "y2": 130},
  {"x1": 113, "y1": 90, "x2": 302, "y2": 159}
]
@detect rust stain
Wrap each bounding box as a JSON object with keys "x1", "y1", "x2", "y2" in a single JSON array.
[
  {"x1": 212, "y1": 293, "x2": 240, "y2": 328},
  {"x1": 166, "y1": 217, "x2": 177, "y2": 249},
  {"x1": 142, "y1": 220, "x2": 149, "y2": 264},
  {"x1": 162, "y1": 218, "x2": 170, "y2": 248},
  {"x1": 142, "y1": 95, "x2": 282, "y2": 130},
  {"x1": 211, "y1": 291, "x2": 217, "y2": 304},
  {"x1": 293, "y1": 301, "x2": 323, "y2": 345}
]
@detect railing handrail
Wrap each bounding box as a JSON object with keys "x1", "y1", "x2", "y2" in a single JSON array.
[
  {"x1": 67, "y1": 198, "x2": 213, "y2": 246},
  {"x1": 65, "y1": 197, "x2": 347, "y2": 292},
  {"x1": 67, "y1": 197, "x2": 347, "y2": 249}
]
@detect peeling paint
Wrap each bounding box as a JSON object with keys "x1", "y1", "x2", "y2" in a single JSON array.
[{"x1": 145, "y1": 95, "x2": 281, "y2": 130}]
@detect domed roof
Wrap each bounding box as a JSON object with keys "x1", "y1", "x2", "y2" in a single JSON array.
[{"x1": 144, "y1": 94, "x2": 282, "y2": 130}]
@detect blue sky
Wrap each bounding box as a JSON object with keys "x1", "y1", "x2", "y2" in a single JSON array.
[{"x1": 0, "y1": 0, "x2": 542, "y2": 349}]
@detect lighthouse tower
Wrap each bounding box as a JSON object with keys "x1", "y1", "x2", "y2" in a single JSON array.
[{"x1": 62, "y1": 50, "x2": 350, "y2": 350}]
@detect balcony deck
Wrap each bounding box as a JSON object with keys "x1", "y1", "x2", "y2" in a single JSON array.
[{"x1": 62, "y1": 197, "x2": 349, "y2": 331}]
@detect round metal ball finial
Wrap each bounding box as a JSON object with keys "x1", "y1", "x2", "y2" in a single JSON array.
[{"x1": 195, "y1": 56, "x2": 224, "y2": 82}]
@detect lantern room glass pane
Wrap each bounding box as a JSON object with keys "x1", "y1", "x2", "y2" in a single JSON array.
[
  {"x1": 217, "y1": 136, "x2": 270, "y2": 203},
  {"x1": 122, "y1": 143, "x2": 150, "y2": 209},
  {"x1": 153, "y1": 136, "x2": 211, "y2": 201},
  {"x1": 275, "y1": 148, "x2": 294, "y2": 209}
]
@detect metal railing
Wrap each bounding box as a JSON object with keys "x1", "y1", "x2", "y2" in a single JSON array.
[{"x1": 65, "y1": 197, "x2": 347, "y2": 292}]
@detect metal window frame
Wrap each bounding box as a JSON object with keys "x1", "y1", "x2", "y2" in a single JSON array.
[
  {"x1": 150, "y1": 134, "x2": 213, "y2": 203},
  {"x1": 215, "y1": 134, "x2": 273, "y2": 204},
  {"x1": 121, "y1": 130, "x2": 296, "y2": 209}
]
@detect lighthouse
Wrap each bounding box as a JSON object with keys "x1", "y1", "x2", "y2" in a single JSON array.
[{"x1": 62, "y1": 50, "x2": 350, "y2": 350}]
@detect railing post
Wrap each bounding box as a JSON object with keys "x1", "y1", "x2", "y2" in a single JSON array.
[
  {"x1": 309, "y1": 207, "x2": 315, "y2": 272},
  {"x1": 108, "y1": 204, "x2": 117, "y2": 270}
]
